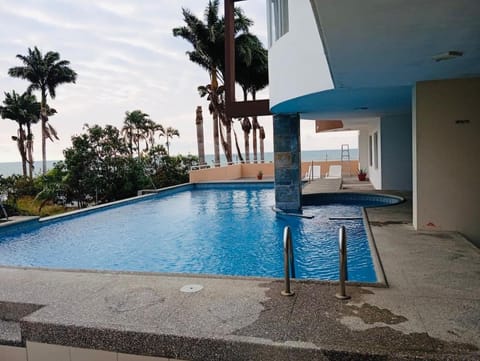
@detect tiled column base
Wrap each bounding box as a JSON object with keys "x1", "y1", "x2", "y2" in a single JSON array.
[{"x1": 273, "y1": 113, "x2": 302, "y2": 211}]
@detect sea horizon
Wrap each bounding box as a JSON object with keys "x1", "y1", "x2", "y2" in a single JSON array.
[{"x1": 0, "y1": 148, "x2": 358, "y2": 177}]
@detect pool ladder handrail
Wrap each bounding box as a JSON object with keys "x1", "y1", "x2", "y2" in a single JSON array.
[
  {"x1": 281, "y1": 226, "x2": 295, "y2": 296},
  {"x1": 0, "y1": 201, "x2": 8, "y2": 221},
  {"x1": 307, "y1": 160, "x2": 314, "y2": 183},
  {"x1": 336, "y1": 225, "x2": 350, "y2": 300}
]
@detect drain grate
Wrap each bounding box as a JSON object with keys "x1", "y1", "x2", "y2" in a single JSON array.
[{"x1": 180, "y1": 284, "x2": 203, "y2": 293}]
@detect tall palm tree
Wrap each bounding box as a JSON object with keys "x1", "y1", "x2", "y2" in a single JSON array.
[
  {"x1": 235, "y1": 34, "x2": 268, "y2": 164},
  {"x1": 145, "y1": 119, "x2": 164, "y2": 151},
  {"x1": 122, "y1": 110, "x2": 150, "y2": 158},
  {"x1": 162, "y1": 126, "x2": 180, "y2": 156},
  {"x1": 121, "y1": 113, "x2": 135, "y2": 157},
  {"x1": 0, "y1": 90, "x2": 40, "y2": 177},
  {"x1": 195, "y1": 106, "x2": 206, "y2": 165},
  {"x1": 173, "y1": 0, "x2": 252, "y2": 166},
  {"x1": 8, "y1": 46, "x2": 77, "y2": 174},
  {"x1": 197, "y1": 83, "x2": 232, "y2": 164},
  {"x1": 259, "y1": 126, "x2": 266, "y2": 163},
  {"x1": 240, "y1": 117, "x2": 251, "y2": 163}
]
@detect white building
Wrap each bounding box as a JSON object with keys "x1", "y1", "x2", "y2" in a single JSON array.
[{"x1": 267, "y1": 0, "x2": 480, "y2": 245}]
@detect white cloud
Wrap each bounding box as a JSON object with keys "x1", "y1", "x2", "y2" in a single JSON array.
[
  {"x1": 0, "y1": 0, "x2": 353, "y2": 165},
  {"x1": 94, "y1": 1, "x2": 137, "y2": 17},
  {"x1": 0, "y1": 2, "x2": 87, "y2": 30}
]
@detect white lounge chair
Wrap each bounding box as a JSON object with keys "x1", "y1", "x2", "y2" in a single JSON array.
[
  {"x1": 303, "y1": 165, "x2": 321, "y2": 180},
  {"x1": 325, "y1": 165, "x2": 342, "y2": 179}
]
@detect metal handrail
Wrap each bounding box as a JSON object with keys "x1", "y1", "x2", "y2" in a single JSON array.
[
  {"x1": 281, "y1": 226, "x2": 295, "y2": 296},
  {"x1": 308, "y1": 160, "x2": 313, "y2": 183},
  {"x1": 336, "y1": 226, "x2": 350, "y2": 300},
  {"x1": 0, "y1": 201, "x2": 8, "y2": 221}
]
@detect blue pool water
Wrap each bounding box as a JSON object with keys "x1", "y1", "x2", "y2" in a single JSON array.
[{"x1": 0, "y1": 184, "x2": 398, "y2": 282}]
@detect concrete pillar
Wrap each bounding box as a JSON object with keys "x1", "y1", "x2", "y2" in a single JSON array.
[
  {"x1": 358, "y1": 128, "x2": 369, "y2": 172},
  {"x1": 413, "y1": 77, "x2": 480, "y2": 245},
  {"x1": 273, "y1": 113, "x2": 302, "y2": 211}
]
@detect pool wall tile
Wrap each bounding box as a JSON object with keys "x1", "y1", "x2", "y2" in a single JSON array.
[
  {"x1": 26, "y1": 341, "x2": 70, "y2": 361},
  {"x1": 302, "y1": 192, "x2": 403, "y2": 207},
  {"x1": 118, "y1": 352, "x2": 171, "y2": 360},
  {"x1": 0, "y1": 217, "x2": 40, "y2": 234},
  {"x1": 193, "y1": 182, "x2": 273, "y2": 190},
  {"x1": 70, "y1": 346, "x2": 117, "y2": 361},
  {"x1": 0, "y1": 345, "x2": 27, "y2": 361}
]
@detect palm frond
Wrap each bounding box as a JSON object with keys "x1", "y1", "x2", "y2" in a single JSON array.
[
  {"x1": 197, "y1": 85, "x2": 209, "y2": 98},
  {"x1": 233, "y1": 7, "x2": 253, "y2": 33},
  {"x1": 44, "y1": 123, "x2": 59, "y2": 142}
]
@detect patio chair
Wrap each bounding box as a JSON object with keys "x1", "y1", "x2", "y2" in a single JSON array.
[
  {"x1": 325, "y1": 165, "x2": 342, "y2": 179},
  {"x1": 303, "y1": 165, "x2": 321, "y2": 181}
]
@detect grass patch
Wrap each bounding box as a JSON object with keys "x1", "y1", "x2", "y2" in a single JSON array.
[{"x1": 16, "y1": 196, "x2": 72, "y2": 217}]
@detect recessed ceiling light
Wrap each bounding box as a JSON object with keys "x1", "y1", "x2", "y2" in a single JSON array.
[{"x1": 432, "y1": 51, "x2": 463, "y2": 62}]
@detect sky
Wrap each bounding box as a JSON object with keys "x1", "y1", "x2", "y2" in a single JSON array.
[{"x1": 0, "y1": 0, "x2": 357, "y2": 163}]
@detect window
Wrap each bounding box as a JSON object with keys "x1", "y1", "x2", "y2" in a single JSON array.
[
  {"x1": 373, "y1": 132, "x2": 379, "y2": 169},
  {"x1": 268, "y1": 0, "x2": 289, "y2": 47}
]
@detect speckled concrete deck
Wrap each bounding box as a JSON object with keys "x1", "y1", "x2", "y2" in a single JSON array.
[
  {"x1": 302, "y1": 176, "x2": 374, "y2": 193},
  {"x1": 0, "y1": 192, "x2": 479, "y2": 360}
]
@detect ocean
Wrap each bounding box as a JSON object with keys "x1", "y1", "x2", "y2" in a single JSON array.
[
  {"x1": 0, "y1": 149, "x2": 358, "y2": 177},
  {"x1": 0, "y1": 160, "x2": 60, "y2": 178},
  {"x1": 203, "y1": 149, "x2": 358, "y2": 166}
]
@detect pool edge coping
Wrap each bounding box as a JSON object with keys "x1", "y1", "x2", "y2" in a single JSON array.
[
  {"x1": 0, "y1": 263, "x2": 387, "y2": 288},
  {"x1": 362, "y1": 208, "x2": 388, "y2": 288}
]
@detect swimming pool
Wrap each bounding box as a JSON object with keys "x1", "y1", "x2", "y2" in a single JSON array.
[{"x1": 0, "y1": 183, "x2": 401, "y2": 282}]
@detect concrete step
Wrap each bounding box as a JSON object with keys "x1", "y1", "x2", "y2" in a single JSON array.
[
  {"x1": 0, "y1": 320, "x2": 22, "y2": 346},
  {"x1": 0, "y1": 301, "x2": 43, "y2": 347}
]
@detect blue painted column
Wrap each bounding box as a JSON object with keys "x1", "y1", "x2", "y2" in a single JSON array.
[{"x1": 273, "y1": 113, "x2": 302, "y2": 211}]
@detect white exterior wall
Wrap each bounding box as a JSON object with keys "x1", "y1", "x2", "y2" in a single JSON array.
[
  {"x1": 412, "y1": 86, "x2": 419, "y2": 227},
  {"x1": 268, "y1": 0, "x2": 333, "y2": 108},
  {"x1": 413, "y1": 78, "x2": 480, "y2": 245},
  {"x1": 380, "y1": 114, "x2": 412, "y2": 190},
  {"x1": 367, "y1": 118, "x2": 382, "y2": 189},
  {"x1": 358, "y1": 128, "x2": 369, "y2": 172}
]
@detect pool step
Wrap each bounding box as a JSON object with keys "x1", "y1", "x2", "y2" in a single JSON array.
[
  {"x1": 0, "y1": 320, "x2": 22, "y2": 346},
  {"x1": 0, "y1": 301, "x2": 43, "y2": 347}
]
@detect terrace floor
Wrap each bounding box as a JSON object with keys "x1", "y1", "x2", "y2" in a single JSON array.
[
  {"x1": 0, "y1": 189, "x2": 479, "y2": 360},
  {"x1": 302, "y1": 175, "x2": 375, "y2": 193}
]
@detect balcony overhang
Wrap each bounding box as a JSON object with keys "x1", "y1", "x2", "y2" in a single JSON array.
[
  {"x1": 315, "y1": 120, "x2": 343, "y2": 133},
  {"x1": 275, "y1": 0, "x2": 480, "y2": 120}
]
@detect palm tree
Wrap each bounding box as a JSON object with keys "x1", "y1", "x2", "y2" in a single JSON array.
[
  {"x1": 122, "y1": 110, "x2": 150, "y2": 158},
  {"x1": 195, "y1": 106, "x2": 206, "y2": 165},
  {"x1": 145, "y1": 119, "x2": 164, "y2": 151},
  {"x1": 162, "y1": 126, "x2": 180, "y2": 156},
  {"x1": 173, "y1": 0, "x2": 252, "y2": 166},
  {"x1": 240, "y1": 117, "x2": 251, "y2": 162},
  {"x1": 232, "y1": 126, "x2": 244, "y2": 163},
  {"x1": 235, "y1": 34, "x2": 268, "y2": 164},
  {"x1": 33, "y1": 104, "x2": 57, "y2": 176},
  {"x1": 0, "y1": 90, "x2": 41, "y2": 177},
  {"x1": 8, "y1": 46, "x2": 77, "y2": 174},
  {"x1": 197, "y1": 83, "x2": 232, "y2": 164},
  {"x1": 259, "y1": 126, "x2": 266, "y2": 163},
  {"x1": 121, "y1": 113, "x2": 135, "y2": 157}
]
